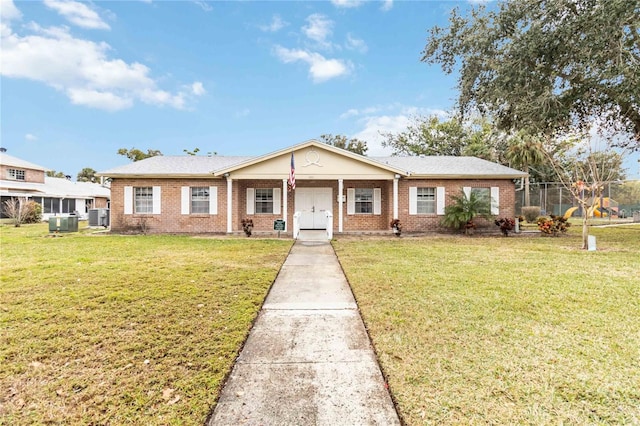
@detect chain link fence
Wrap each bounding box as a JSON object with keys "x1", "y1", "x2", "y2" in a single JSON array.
[{"x1": 515, "y1": 180, "x2": 640, "y2": 221}]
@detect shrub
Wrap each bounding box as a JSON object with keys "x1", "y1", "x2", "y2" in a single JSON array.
[
  {"x1": 241, "y1": 218, "x2": 253, "y2": 237},
  {"x1": 494, "y1": 217, "x2": 515, "y2": 236},
  {"x1": 537, "y1": 215, "x2": 570, "y2": 236},
  {"x1": 442, "y1": 189, "x2": 491, "y2": 235},
  {"x1": 2, "y1": 197, "x2": 40, "y2": 227},
  {"x1": 24, "y1": 201, "x2": 42, "y2": 224},
  {"x1": 522, "y1": 206, "x2": 541, "y2": 223}
]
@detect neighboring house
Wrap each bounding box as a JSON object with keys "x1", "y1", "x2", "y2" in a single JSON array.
[
  {"x1": 0, "y1": 152, "x2": 110, "y2": 220},
  {"x1": 98, "y1": 140, "x2": 527, "y2": 236}
]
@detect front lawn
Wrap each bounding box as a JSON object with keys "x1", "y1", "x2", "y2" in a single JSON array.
[
  {"x1": 333, "y1": 225, "x2": 640, "y2": 425},
  {"x1": 0, "y1": 223, "x2": 292, "y2": 425}
]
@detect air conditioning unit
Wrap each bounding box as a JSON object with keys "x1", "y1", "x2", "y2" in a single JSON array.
[{"x1": 88, "y1": 208, "x2": 110, "y2": 227}]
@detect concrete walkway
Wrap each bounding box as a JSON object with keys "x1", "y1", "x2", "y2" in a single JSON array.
[{"x1": 208, "y1": 232, "x2": 400, "y2": 425}]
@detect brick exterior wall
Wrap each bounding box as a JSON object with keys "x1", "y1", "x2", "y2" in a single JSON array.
[
  {"x1": 110, "y1": 178, "x2": 228, "y2": 234},
  {"x1": 109, "y1": 177, "x2": 517, "y2": 234},
  {"x1": 0, "y1": 165, "x2": 45, "y2": 184},
  {"x1": 397, "y1": 179, "x2": 517, "y2": 233}
]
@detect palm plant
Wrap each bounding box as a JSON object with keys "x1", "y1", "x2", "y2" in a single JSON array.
[
  {"x1": 441, "y1": 189, "x2": 491, "y2": 235},
  {"x1": 506, "y1": 131, "x2": 546, "y2": 207}
]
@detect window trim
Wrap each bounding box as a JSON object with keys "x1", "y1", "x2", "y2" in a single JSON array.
[
  {"x1": 7, "y1": 168, "x2": 25, "y2": 181},
  {"x1": 134, "y1": 187, "x2": 154, "y2": 214},
  {"x1": 410, "y1": 186, "x2": 445, "y2": 215},
  {"x1": 347, "y1": 187, "x2": 381, "y2": 215}
]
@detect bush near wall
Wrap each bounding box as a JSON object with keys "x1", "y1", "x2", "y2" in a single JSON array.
[{"x1": 521, "y1": 206, "x2": 541, "y2": 223}]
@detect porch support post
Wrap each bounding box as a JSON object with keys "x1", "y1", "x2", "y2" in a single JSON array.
[
  {"x1": 393, "y1": 175, "x2": 399, "y2": 219},
  {"x1": 226, "y1": 176, "x2": 233, "y2": 233},
  {"x1": 282, "y1": 179, "x2": 288, "y2": 231},
  {"x1": 338, "y1": 178, "x2": 344, "y2": 233}
]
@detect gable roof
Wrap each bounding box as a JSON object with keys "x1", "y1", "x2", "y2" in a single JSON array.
[
  {"x1": 374, "y1": 156, "x2": 527, "y2": 179},
  {"x1": 98, "y1": 155, "x2": 253, "y2": 178},
  {"x1": 213, "y1": 140, "x2": 407, "y2": 176},
  {"x1": 0, "y1": 152, "x2": 48, "y2": 171},
  {"x1": 0, "y1": 177, "x2": 110, "y2": 199},
  {"x1": 97, "y1": 139, "x2": 527, "y2": 180}
]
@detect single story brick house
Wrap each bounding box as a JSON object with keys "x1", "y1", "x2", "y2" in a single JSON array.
[
  {"x1": 98, "y1": 140, "x2": 526, "y2": 236},
  {"x1": 0, "y1": 152, "x2": 110, "y2": 220}
]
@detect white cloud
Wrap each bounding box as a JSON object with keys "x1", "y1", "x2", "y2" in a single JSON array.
[
  {"x1": 1, "y1": 22, "x2": 202, "y2": 111},
  {"x1": 43, "y1": 0, "x2": 110, "y2": 30},
  {"x1": 67, "y1": 87, "x2": 133, "y2": 111},
  {"x1": 351, "y1": 115, "x2": 410, "y2": 156},
  {"x1": 191, "y1": 81, "x2": 206, "y2": 96},
  {"x1": 273, "y1": 45, "x2": 351, "y2": 83},
  {"x1": 330, "y1": 0, "x2": 364, "y2": 8},
  {"x1": 302, "y1": 14, "x2": 333, "y2": 49},
  {"x1": 25, "y1": 133, "x2": 38, "y2": 141},
  {"x1": 347, "y1": 105, "x2": 449, "y2": 155},
  {"x1": 259, "y1": 14, "x2": 287, "y2": 32},
  {"x1": 345, "y1": 33, "x2": 367, "y2": 53},
  {"x1": 0, "y1": 0, "x2": 22, "y2": 23},
  {"x1": 381, "y1": 0, "x2": 393, "y2": 11},
  {"x1": 192, "y1": 1, "x2": 212, "y2": 12}
]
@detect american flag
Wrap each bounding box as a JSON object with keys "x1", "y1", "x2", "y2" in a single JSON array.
[{"x1": 288, "y1": 152, "x2": 295, "y2": 190}]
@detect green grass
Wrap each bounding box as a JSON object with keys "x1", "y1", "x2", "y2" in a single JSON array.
[
  {"x1": 333, "y1": 225, "x2": 640, "y2": 425},
  {"x1": 0, "y1": 223, "x2": 292, "y2": 425}
]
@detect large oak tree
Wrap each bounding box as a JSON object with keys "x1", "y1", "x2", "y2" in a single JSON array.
[{"x1": 422, "y1": 0, "x2": 640, "y2": 149}]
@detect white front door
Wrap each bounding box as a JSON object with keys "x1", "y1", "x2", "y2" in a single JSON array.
[{"x1": 295, "y1": 188, "x2": 332, "y2": 229}]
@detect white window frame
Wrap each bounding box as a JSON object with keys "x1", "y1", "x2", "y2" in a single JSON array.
[
  {"x1": 464, "y1": 186, "x2": 499, "y2": 215},
  {"x1": 182, "y1": 186, "x2": 218, "y2": 215},
  {"x1": 8, "y1": 169, "x2": 25, "y2": 181},
  {"x1": 191, "y1": 187, "x2": 210, "y2": 214},
  {"x1": 126, "y1": 186, "x2": 160, "y2": 215},
  {"x1": 134, "y1": 187, "x2": 154, "y2": 214},
  {"x1": 246, "y1": 188, "x2": 281, "y2": 215},
  {"x1": 347, "y1": 187, "x2": 381, "y2": 215},
  {"x1": 410, "y1": 186, "x2": 445, "y2": 215}
]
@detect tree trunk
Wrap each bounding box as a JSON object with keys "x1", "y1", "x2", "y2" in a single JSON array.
[
  {"x1": 581, "y1": 206, "x2": 589, "y2": 250},
  {"x1": 524, "y1": 165, "x2": 531, "y2": 207}
]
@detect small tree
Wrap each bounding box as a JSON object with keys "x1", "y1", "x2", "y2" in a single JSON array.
[
  {"x1": 545, "y1": 137, "x2": 628, "y2": 249},
  {"x1": 117, "y1": 148, "x2": 163, "y2": 162},
  {"x1": 441, "y1": 189, "x2": 491, "y2": 235},
  {"x1": 46, "y1": 170, "x2": 66, "y2": 178},
  {"x1": 77, "y1": 167, "x2": 97, "y2": 182},
  {"x1": 505, "y1": 131, "x2": 546, "y2": 207},
  {"x1": 320, "y1": 134, "x2": 368, "y2": 155},
  {"x1": 3, "y1": 197, "x2": 34, "y2": 227}
]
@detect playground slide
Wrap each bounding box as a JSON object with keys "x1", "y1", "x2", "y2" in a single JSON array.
[{"x1": 563, "y1": 207, "x2": 578, "y2": 219}]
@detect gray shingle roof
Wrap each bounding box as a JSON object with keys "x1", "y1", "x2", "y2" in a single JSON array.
[
  {"x1": 98, "y1": 155, "x2": 253, "y2": 176},
  {"x1": 98, "y1": 152, "x2": 526, "y2": 179},
  {"x1": 371, "y1": 156, "x2": 527, "y2": 178}
]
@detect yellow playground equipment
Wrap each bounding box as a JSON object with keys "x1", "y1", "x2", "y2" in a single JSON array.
[{"x1": 563, "y1": 197, "x2": 619, "y2": 219}]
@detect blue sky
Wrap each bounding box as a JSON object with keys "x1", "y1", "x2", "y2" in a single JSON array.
[{"x1": 2, "y1": 0, "x2": 638, "y2": 179}]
